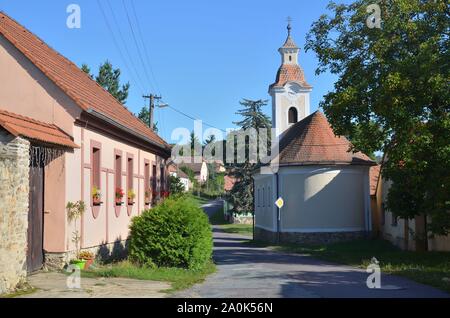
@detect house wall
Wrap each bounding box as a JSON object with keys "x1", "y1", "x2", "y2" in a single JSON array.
[
  {"x1": 60, "y1": 126, "x2": 165, "y2": 255},
  {"x1": 0, "y1": 131, "x2": 29, "y2": 294},
  {"x1": 279, "y1": 166, "x2": 368, "y2": 232},
  {"x1": 254, "y1": 165, "x2": 371, "y2": 244},
  {"x1": 0, "y1": 36, "x2": 82, "y2": 135},
  {"x1": 254, "y1": 174, "x2": 276, "y2": 232},
  {"x1": 378, "y1": 177, "x2": 450, "y2": 251}
]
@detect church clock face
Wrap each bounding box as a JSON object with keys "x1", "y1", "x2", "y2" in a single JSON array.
[{"x1": 286, "y1": 83, "x2": 300, "y2": 99}]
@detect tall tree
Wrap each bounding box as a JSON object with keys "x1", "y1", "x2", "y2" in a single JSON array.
[
  {"x1": 190, "y1": 131, "x2": 202, "y2": 157},
  {"x1": 94, "y1": 60, "x2": 130, "y2": 104},
  {"x1": 228, "y1": 99, "x2": 271, "y2": 213},
  {"x1": 81, "y1": 63, "x2": 93, "y2": 79},
  {"x1": 136, "y1": 106, "x2": 158, "y2": 132},
  {"x1": 81, "y1": 61, "x2": 130, "y2": 104},
  {"x1": 305, "y1": 0, "x2": 449, "y2": 246}
]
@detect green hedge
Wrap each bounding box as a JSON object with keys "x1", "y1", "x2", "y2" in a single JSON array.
[{"x1": 129, "y1": 196, "x2": 213, "y2": 270}]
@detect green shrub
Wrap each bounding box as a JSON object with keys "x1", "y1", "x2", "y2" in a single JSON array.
[{"x1": 129, "y1": 196, "x2": 213, "y2": 270}]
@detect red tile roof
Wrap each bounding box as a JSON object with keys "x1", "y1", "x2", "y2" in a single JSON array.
[
  {"x1": 0, "y1": 109, "x2": 79, "y2": 148},
  {"x1": 370, "y1": 165, "x2": 381, "y2": 196},
  {"x1": 275, "y1": 111, "x2": 375, "y2": 166},
  {"x1": 224, "y1": 175, "x2": 236, "y2": 192},
  {"x1": 0, "y1": 12, "x2": 168, "y2": 151},
  {"x1": 281, "y1": 35, "x2": 298, "y2": 49},
  {"x1": 269, "y1": 64, "x2": 312, "y2": 90}
]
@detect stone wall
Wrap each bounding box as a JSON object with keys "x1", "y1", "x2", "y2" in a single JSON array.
[
  {"x1": 45, "y1": 239, "x2": 129, "y2": 270},
  {"x1": 255, "y1": 226, "x2": 368, "y2": 245},
  {"x1": 0, "y1": 130, "x2": 30, "y2": 294}
]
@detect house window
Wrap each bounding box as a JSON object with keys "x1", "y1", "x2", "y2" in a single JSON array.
[
  {"x1": 288, "y1": 107, "x2": 298, "y2": 124},
  {"x1": 289, "y1": 55, "x2": 292, "y2": 61},
  {"x1": 92, "y1": 147, "x2": 100, "y2": 190},
  {"x1": 144, "y1": 162, "x2": 150, "y2": 189},
  {"x1": 262, "y1": 187, "x2": 266, "y2": 207},
  {"x1": 160, "y1": 166, "x2": 165, "y2": 192},
  {"x1": 257, "y1": 188, "x2": 260, "y2": 207},
  {"x1": 127, "y1": 156, "x2": 133, "y2": 200},
  {"x1": 115, "y1": 154, "x2": 122, "y2": 190},
  {"x1": 152, "y1": 164, "x2": 157, "y2": 190}
]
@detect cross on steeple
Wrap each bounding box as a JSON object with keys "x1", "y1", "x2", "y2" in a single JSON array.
[{"x1": 286, "y1": 16, "x2": 292, "y2": 36}]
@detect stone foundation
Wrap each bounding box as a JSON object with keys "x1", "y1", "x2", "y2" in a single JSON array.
[
  {"x1": 255, "y1": 226, "x2": 367, "y2": 245},
  {"x1": 44, "y1": 239, "x2": 129, "y2": 270},
  {"x1": 0, "y1": 132, "x2": 30, "y2": 294}
]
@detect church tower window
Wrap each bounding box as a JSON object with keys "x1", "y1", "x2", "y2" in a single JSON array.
[{"x1": 288, "y1": 107, "x2": 298, "y2": 124}]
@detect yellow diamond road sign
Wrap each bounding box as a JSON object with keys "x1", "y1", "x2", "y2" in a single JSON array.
[{"x1": 275, "y1": 197, "x2": 284, "y2": 209}]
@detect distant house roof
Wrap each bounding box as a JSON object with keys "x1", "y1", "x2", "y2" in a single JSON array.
[
  {"x1": 168, "y1": 162, "x2": 189, "y2": 179},
  {"x1": 370, "y1": 165, "x2": 381, "y2": 196},
  {"x1": 0, "y1": 109, "x2": 79, "y2": 148},
  {"x1": 272, "y1": 111, "x2": 375, "y2": 166},
  {"x1": 224, "y1": 175, "x2": 236, "y2": 192},
  {"x1": 178, "y1": 162, "x2": 204, "y2": 174},
  {"x1": 0, "y1": 12, "x2": 169, "y2": 153}
]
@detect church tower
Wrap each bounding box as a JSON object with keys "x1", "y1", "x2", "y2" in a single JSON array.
[{"x1": 269, "y1": 20, "x2": 312, "y2": 137}]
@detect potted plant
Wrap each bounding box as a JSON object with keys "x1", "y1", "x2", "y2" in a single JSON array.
[
  {"x1": 78, "y1": 250, "x2": 94, "y2": 270},
  {"x1": 92, "y1": 186, "x2": 102, "y2": 205},
  {"x1": 66, "y1": 201, "x2": 86, "y2": 270},
  {"x1": 144, "y1": 188, "x2": 151, "y2": 205},
  {"x1": 115, "y1": 187, "x2": 124, "y2": 205},
  {"x1": 127, "y1": 188, "x2": 136, "y2": 205}
]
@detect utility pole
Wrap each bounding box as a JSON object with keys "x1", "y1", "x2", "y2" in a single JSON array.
[{"x1": 143, "y1": 94, "x2": 162, "y2": 130}]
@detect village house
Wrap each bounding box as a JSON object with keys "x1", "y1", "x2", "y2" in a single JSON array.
[
  {"x1": 0, "y1": 12, "x2": 170, "y2": 293},
  {"x1": 168, "y1": 161, "x2": 191, "y2": 192},
  {"x1": 371, "y1": 166, "x2": 450, "y2": 251},
  {"x1": 253, "y1": 23, "x2": 376, "y2": 244},
  {"x1": 178, "y1": 160, "x2": 208, "y2": 184}
]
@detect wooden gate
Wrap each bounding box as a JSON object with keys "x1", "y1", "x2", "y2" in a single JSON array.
[{"x1": 27, "y1": 162, "x2": 44, "y2": 273}]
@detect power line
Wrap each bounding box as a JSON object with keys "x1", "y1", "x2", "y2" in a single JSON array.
[
  {"x1": 96, "y1": 0, "x2": 145, "y2": 93},
  {"x1": 103, "y1": 0, "x2": 148, "y2": 92},
  {"x1": 122, "y1": 0, "x2": 156, "y2": 92},
  {"x1": 161, "y1": 101, "x2": 227, "y2": 133},
  {"x1": 130, "y1": 0, "x2": 161, "y2": 95}
]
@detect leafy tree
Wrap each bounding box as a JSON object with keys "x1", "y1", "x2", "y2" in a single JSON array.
[
  {"x1": 190, "y1": 131, "x2": 202, "y2": 157},
  {"x1": 81, "y1": 64, "x2": 93, "y2": 79},
  {"x1": 81, "y1": 61, "x2": 130, "y2": 104},
  {"x1": 96, "y1": 61, "x2": 130, "y2": 104},
  {"x1": 136, "y1": 106, "x2": 158, "y2": 131},
  {"x1": 169, "y1": 175, "x2": 185, "y2": 195},
  {"x1": 228, "y1": 99, "x2": 271, "y2": 214},
  {"x1": 305, "y1": 0, "x2": 449, "y2": 247}
]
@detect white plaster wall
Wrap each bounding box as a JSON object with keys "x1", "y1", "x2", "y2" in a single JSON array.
[{"x1": 278, "y1": 166, "x2": 368, "y2": 232}]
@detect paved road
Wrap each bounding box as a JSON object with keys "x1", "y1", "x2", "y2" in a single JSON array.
[{"x1": 174, "y1": 200, "x2": 449, "y2": 298}]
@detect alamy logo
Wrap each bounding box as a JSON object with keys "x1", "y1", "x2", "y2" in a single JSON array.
[
  {"x1": 366, "y1": 4, "x2": 381, "y2": 29},
  {"x1": 66, "y1": 4, "x2": 81, "y2": 29},
  {"x1": 66, "y1": 264, "x2": 81, "y2": 289},
  {"x1": 366, "y1": 257, "x2": 381, "y2": 289}
]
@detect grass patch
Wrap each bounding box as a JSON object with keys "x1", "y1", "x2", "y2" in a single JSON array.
[
  {"x1": 259, "y1": 239, "x2": 450, "y2": 293},
  {"x1": 82, "y1": 260, "x2": 216, "y2": 293},
  {"x1": 0, "y1": 283, "x2": 36, "y2": 298},
  {"x1": 219, "y1": 224, "x2": 253, "y2": 236},
  {"x1": 187, "y1": 194, "x2": 211, "y2": 207}
]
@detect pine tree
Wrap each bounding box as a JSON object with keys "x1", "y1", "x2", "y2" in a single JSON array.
[
  {"x1": 136, "y1": 106, "x2": 158, "y2": 132},
  {"x1": 95, "y1": 60, "x2": 130, "y2": 104},
  {"x1": 228, "y1": 99, "x2": 271, "y2": 214}
]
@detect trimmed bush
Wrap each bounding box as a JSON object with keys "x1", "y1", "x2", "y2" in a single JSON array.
[{"x1": 129, "y1": 196, "x2": 213, "y2": 270}]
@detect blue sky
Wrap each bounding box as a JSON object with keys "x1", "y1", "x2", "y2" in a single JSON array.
[{"x1": 0, "y1": 0, "x2": 342, "y2": 142}]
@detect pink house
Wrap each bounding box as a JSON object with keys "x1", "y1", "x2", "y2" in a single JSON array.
[{"x1": 0, "y1": 12, "x2": 170, "y2": 292}]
